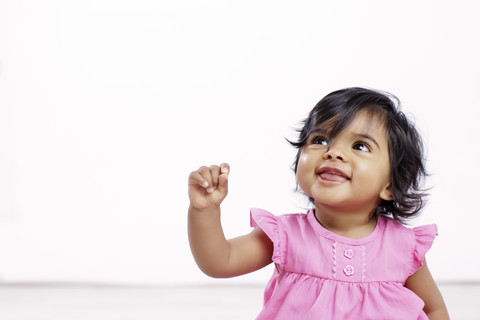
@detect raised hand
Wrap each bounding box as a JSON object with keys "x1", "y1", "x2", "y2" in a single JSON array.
[
  {"x1": 188, "y1": 163, "x2": 230, "y2": 210},
  {"x1": 188, "y1": 162, "x2": 273, "y2": 278}
]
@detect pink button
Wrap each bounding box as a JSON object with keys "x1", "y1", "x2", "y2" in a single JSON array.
[
  {"x1": 344, "y1": 265, "x2": 354, "y2": 276},
  {"x1": 344, "y1": 249, "x2": 354, "y2": 259}
]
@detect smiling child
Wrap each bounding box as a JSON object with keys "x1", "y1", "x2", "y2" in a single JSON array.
[{"x1": 188, "y1": 87, "x2": 449, "y2": 319}]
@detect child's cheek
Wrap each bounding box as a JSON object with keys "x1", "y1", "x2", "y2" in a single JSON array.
[{"x1": 296, "y1": 151, "x2": 315, "y2": 197}]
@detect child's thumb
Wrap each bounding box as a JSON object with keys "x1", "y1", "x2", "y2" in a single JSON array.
[{"x1": 217, "y1": 165, "x2": 229, "y2": 195}]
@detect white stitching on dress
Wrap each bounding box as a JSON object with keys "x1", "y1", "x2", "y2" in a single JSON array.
[{"x1": 332, "y1": 241, "x2": 337, "y2": 279}]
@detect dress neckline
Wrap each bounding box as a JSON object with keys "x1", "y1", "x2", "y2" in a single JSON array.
[{"x1": 306, "y1": 209, "x2": 385, "y2": 245}]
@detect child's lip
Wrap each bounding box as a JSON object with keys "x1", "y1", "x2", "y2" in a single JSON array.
[{"x1": 316, "y1": 167, "x2": 350, "y2": 180}]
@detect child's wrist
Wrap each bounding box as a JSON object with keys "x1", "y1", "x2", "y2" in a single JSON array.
[{"x1": 189, "y1": 204, "x2": 221, "y2": 215}]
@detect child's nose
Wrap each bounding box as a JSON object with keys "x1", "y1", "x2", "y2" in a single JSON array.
[{"x1": 323, "y1": 146, "x2": 346, "y2": 161}]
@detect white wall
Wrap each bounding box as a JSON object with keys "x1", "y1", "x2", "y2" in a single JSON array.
[{"x1": 1, "y1": 0, "x2": 479, "y2": 285}]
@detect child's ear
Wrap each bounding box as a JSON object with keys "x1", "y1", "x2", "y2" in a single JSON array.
[{"x1": 380, "y1": 183, "x2": 394, "y2": 201}]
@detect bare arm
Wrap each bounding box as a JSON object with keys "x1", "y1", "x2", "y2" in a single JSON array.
[
  {"x1": 405, "y1": 258, "x2": 449, "y2": 320},
  {"x1": 188, "y1": 163, "x2": 273, "y2": 278}
]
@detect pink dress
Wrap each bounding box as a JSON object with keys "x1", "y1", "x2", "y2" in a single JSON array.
[{"x1": 250, "y1": 208, "x2": 437, "y2": 320}]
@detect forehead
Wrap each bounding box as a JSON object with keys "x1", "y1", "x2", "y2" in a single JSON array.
[
  {"x1": 346, "y1": 111, "x2": 389, "y2": 145},
  {"x1": 346, "y1": 110, "x2": 387, "y2": 133},
  {"x1": 314, "y1": 108, "x2": 388, "y2": 138}
]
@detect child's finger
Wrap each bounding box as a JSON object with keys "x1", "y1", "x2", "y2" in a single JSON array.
[
  {"x1": 220, "y1": 163, "x2": 230, "y2": 175},
  {"x1": 209, "y1": 165, "x2": 222, "y2": 188},
  {"x1": 190, "y1": 166, "x2": 216, "y2": 189},
  {"x1": 218, "y1": 163, "x2": 230, "y2": 187},
  {"x1": 189, "y1": 164, "x2": 229, "y2": 195},
  {"x1": 188, "y1": 170, "x2": 210, "y2": 189},
  {"x1": 218, "y1": 170, "x2": 229, "y2": 189}
]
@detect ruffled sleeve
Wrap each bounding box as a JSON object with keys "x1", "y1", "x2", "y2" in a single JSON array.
[
  {"x1": 409, "y1": 224, "x2": 438, "y2": 275},
  {"x1": 250, "y1": 208, "x2": 283, "y2": 265}
]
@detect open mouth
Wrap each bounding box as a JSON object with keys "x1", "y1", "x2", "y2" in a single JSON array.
[{"x1": 316, "y1": 167, "x2": 350, "y2": 183}]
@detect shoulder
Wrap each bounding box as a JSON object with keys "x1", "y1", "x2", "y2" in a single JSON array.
[
  {"x1": 250, "y1": 208, "x2": 311, "y2": 233},
  {"x1": 250, "y1": 208, "x2": 308, "y2": 222},
  {"x1": 379, "y1": 215, "x2": 438, "y2": 276},
  {"x1": 380, "y1": 216, "x2": 437, "y2": 241},
  {"x1": 249, "y1": 208, "x2": 310, "y2": 266},
  {"x1": 380, "y1": 215, "x2": 416, "y2": 237},
  {"x1": 377, "y1": 216, "x2": 418, "y2": 255}
]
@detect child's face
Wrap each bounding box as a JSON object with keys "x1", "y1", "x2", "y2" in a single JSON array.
[{"x1": 296, "y1": 110, "x2": 393, "y2": 214}]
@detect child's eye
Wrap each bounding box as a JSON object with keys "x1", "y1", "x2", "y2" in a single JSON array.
[
  {"x1": 311, "y1": 136, "x2": 328, "y2": 146},
  {"x1": 353, "y1": 142, "x2": 371, "y2": 152}
]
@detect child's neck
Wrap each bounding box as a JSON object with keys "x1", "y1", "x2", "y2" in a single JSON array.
[{"x1": 314, "y1": 205, "x2": 377, "y2": 239}]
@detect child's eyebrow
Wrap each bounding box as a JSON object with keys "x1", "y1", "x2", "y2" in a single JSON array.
[{"x1": 353, "y1": 133, "x2": 381, "y2": 149}]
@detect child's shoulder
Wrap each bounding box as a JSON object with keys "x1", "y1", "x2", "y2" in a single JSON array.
[
  {"x1": 381, "y1": 215, "x2": 409, "y2": 230},
  {"x1": 380, "y1": 215, "x2": 437, "y2": 235},
  {"x1": 380, "y1": 215, "x2": 438, "y2": 252},
  {"x1": 250, "y1": 208, "x2": 312, "y2": 229}
]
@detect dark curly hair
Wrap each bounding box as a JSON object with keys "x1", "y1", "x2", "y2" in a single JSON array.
[{"x1": 289, "y1": 87, "x2": 427, "y2": 223}]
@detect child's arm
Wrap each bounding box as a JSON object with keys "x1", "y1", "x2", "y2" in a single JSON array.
[
  {"x1": 405, "y1": 258, "x2": 449, "y2": 320},
  {"x1": 188, "y1": 163, "x2": 273, "y2": 278}
]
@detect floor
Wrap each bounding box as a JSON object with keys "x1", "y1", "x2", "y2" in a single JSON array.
[{"x1": 0, "y1": 283, "x2": 477, "y2": 319}]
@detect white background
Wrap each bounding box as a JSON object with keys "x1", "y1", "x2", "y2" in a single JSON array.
[{"x1": 0, "y1": 0, "x2": 479, "y2": 285}]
